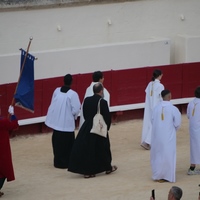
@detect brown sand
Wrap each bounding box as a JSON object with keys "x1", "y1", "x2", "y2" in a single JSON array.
[{"x1": 3, "y1": 114, "x2": 200, "y2": 200}]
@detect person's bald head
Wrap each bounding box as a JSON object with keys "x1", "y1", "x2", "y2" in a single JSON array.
[
  {"x1": 93, "y1": 82, "x2": 104, "y2": 96},
  {"x1": 168, "y1": 186, "x2": 183, "y2": 200}
]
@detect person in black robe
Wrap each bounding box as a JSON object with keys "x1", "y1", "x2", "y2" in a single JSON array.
[{"x1": 68, "y1": 83, "x2": 117, "y2": 178}]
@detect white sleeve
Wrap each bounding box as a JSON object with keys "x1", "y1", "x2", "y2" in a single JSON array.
[
  {"x1": 173, "y1": 107, "x2": 181, "y2": 131},
  {"x1": 71, "y1": 92, "x2": 81, "y2": 119}
]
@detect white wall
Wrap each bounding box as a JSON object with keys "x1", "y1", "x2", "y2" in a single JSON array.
[
  {"x1": 0, "y1": 38, "x2": 170, "y2": 84},
  {"x1": 175, "y1": 35, "x2": 200, "y2": 63},
  {"x1": 1, "y1": 0, "x2": 200, "y2": 83}
]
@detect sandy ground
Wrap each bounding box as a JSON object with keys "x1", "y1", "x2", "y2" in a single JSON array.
[{"x1": 2, "y1": 114, "x2": 200, "y2": 200}]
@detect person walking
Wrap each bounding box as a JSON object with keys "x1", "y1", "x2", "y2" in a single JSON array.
[
  {"x1": 45, "y1": 74, "x2": 81, "y2": 169},
  {"x1": 0, "y1": 105, "x2": 19, "y2": 197},
  {"x1": 141, "y1": 69, "x2": 164, "y2": 150},
  {"x1": 68, "y1": 83, "x2": 117, "y2": 178},
  {"x1": 79, "y1": 71, "x2": 110, "y2": 129},
  {"x1": 187, "y1": 86, "x2": 200, "y2": 175},
  {"x1": 150, "y1": 90, "x2": 181, "y2": 183}
]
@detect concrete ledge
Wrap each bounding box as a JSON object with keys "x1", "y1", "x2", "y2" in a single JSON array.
[
  {"x1": 18, "y1": 116, "x2": 46, "y2": 126},
  {"x1": 109, "y1": 103, "x2": 145, "y2": 112},
  {"x1": 18, "y1": 97, "x2": 193, "y2": 126},
  {"x1": 0, "y1": 0, "x2": 134, "y2": 10},
  {"x1": 171, "y1": 97, "x2": 193, "y2": 105}
]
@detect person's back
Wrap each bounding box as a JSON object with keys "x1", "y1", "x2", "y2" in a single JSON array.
[
  {"x1": 79, "y1": 71, "x2": 110, "y2": 129},
  {"x1": 68, "y1": 83, "x2": 117, "y2": 178},
  {"x1": 45, "y1": 74, "x2": 81, "y2": 169},
  {"x1": 45, "y1": 87, "x2": 80, "y2": 131},
  {"x1": 187, "y1": 86, "x2": 200, "y2": 175},
  {"x1": 83, "y1": 94, "x2": 111, "y2": 131},
  {"x1": 84, "y1": 83, "x2": 110, "y2": 106},
  {"x1": 152, "y1": 101, "x2": 180, "y2": 133},
  {"x1": 150, "y1": 90, "x2": 181, "y2": 183},
  {"x1": 187, "y1": 86, "x2": 200, "y2": 129},
  {"x1": 141, "y1": 69, "x2": 164, "y2": 150},
  {"x1": 145, "y1": 79, "x2": 164, "y2": 111}
]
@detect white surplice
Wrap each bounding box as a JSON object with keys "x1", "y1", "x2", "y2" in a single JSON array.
[
  {"x1": 187, "y1": 97, "x2": 200, "y2": 164},
  {"x1": 150, "y1": 101, "x2": 181, "y2": 182},
  {"x1": 141, "y1": 79, "x2": 164, "y2": 145},
  {"x1": 78, "y1": 82, "x2": 110, "y2": 129},
  {"x1": 45, "y1": 88, "x2": 81, "y2": 132}
]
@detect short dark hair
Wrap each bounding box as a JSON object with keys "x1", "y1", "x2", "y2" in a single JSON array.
[
  {"x1": 92, "y1": 71, "x2": 103, "y2": 82},
  {"x1": 93, "y1": 83, "x2": 103, "y2": 94},
  {"x1": 195, "y1": 86, "x2": 200, "y2": 98},
  {"x1": 161, "y1": 89, "x2": 170, "y2": 98},
  {"x1": 171, "y1": 186, "x2": 183, "y2": 200},
  {"x1": 64, "y1": 74, "x2": 72, "y2": 86},
  {"x1": 152, "y1": 69, "x2": 162, "y2": 81}
]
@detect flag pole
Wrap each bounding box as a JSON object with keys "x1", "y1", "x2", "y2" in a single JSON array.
[{"x1": 8, "y1": 37, "x2": 33, "y2": 117}]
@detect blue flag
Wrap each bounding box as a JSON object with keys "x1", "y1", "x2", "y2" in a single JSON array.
[{"x1": 14, "y1": 49, "x2": 35, "y2": 112}]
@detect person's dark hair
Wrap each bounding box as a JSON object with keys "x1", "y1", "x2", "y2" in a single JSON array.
[
  {"x1": 64, "y1": 74, "x2": 72, "y2": 86},
  {"x1": 171, "y1": 186, "x2": 183, "y2": 200},
  {"x1": 161, "y1": 89, "x2": 170, "y2": 98},
  {"x1": 93, "y1": 83, "x2": 103, "y2": 94},
  {"x1": 92, "y1": 71, "x2": 103, "y2": 82},
  {"x1": 195, "y1": 86, "x2": 200, "y2": 98},
  {"x1": 152, "y1": 69, "x2": 162, "y2": 81}
]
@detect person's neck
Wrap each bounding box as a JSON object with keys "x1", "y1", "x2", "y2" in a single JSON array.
[
  {"x1": 61, "y1": 85, "x2": 70, "y2": 93},
  {"x1": 95, "y1": 93, "x2": 102, "y2": 97}
]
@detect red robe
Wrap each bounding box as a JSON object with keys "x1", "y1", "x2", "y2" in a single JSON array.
[{"x1": 0, "y1": 117, "x2": 18, "y2": 181}]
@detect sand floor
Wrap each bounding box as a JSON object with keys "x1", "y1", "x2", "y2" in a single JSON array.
[{"x1": 2, "y1": 114, "x2": 200, "y2": 200}]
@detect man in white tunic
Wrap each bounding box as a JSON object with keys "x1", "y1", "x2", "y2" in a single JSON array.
[
  {"x1": 141, "y1": 69, "x2": 164, "y2": 150},
  {"x1": 79, "y1": 71, "x2": 110, "y2": 129},
  {"x1": 45, "y1": 74, "x2": 81, "y2": 169},
  {"x1": 187, "y1": 86, "x2": 200, "y2": 175},
  {"x1": 150, "y1": 89, "x2": 181, "y2": 183}
]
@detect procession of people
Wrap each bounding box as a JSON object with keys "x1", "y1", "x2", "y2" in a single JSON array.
[{"x1": 1, "y1": 69, "x2": 200, "y2": 199}]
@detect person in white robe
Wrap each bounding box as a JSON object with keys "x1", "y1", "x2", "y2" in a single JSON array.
[
  {"x1": 45, "y1": 74, "x2": 81, "y2": 169},
  {"x1": 79, "y1": 71, "x2": 110, "y2": 129},
  {"x1": 187, "y1": 86, "x2": 200, "y2": 175},
  {"x1": 150, "y1": 89, "x2": 181, "y2": 183},
  {"x1": 141, "y1": 69, "x2": 164, "y2": 150}
]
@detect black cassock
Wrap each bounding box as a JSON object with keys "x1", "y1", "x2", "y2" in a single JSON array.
[{"x1": 68, "y1": 94, "x2": 112, "y2": 175}]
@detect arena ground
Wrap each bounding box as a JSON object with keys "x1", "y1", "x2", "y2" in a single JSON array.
[{"x1": 2, "y1": 114, "x2": 200, "y2": 200}]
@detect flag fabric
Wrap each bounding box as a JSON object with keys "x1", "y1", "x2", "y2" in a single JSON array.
[{"x1": 14, "y1": 49, "x2": 35, "y2": 112}]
